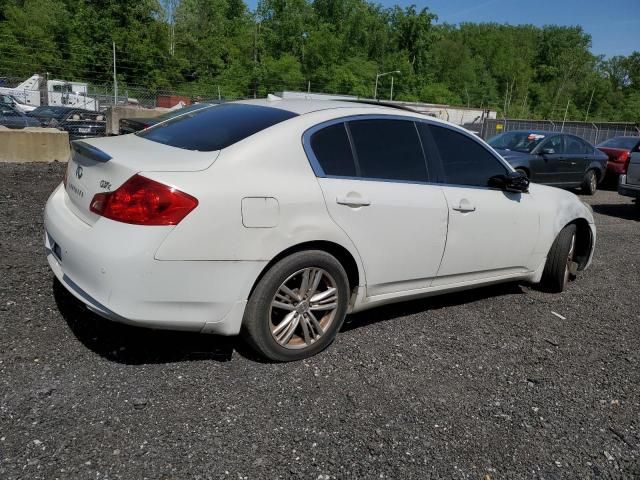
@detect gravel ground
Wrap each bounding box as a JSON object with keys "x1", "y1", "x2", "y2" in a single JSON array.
[{"x1": 1, "y1": 162, "x2": 639, "y2": 480}]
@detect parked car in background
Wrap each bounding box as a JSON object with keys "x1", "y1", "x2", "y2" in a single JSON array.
[
  {"x1": 28, "y1": 106, "x2": 106, "y2": 139},
  {"x1": 0, "y1": 103, "x2": 42, "y2": 128},
  {"x1": 597, "y1": 136, "x2": 640, "y2": 181},
  {"x1": 119, "y1": 102, "x2": 217, "y2": 134},
  {"x1": 45, "y1": 99, "x2": 596, "y2": 362},
  {"x1": 488, "y1": 130, "x2": 608, "y2": 194},
  {"x1": 56, "y1": 111, "x2": 106, "y2": 139},
  {"x1": 28, "y1": 106, "x2": 87, "y2": 126},
  {"x1": 0, "y1": 93, "x2": 37, "y2": 113},
  {"x1": 618, "y1": 146, "x2": 640, "y2": 205}
]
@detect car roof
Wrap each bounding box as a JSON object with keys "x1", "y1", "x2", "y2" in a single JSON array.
[
  {"x1": 234, "y1": 97, "x2": 427, "y2": 116},
  {"x1": 502, "y1": 130, "x2": 562, "y2": 136}
]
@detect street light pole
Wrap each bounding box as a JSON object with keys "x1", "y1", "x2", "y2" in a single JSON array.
[
  {"x1": 390, "y1": 76, "x2": 394, "y2": 101},
  {"x1": 374, "y1": 70, "x2": 400, "y2": 100}
]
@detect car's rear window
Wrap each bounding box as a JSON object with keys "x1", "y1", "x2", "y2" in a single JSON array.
[{"x1": 138, "y1": 103, "x2": 298, "y2": 151}]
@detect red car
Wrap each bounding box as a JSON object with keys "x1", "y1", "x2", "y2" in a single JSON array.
[{"x1": 597, "y1": 136, "x2": 640, "y2": 180}]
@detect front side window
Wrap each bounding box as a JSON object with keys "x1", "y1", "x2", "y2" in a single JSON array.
[
  {"x1": 347, "y1": 119, "x2": 428, "y2": 182},
  {"x1": 425, "y1": 124, "x2": 508, "y2": 187},
  {"x1": 139, "y1": 103, "x2": 298, "y2": 152},
  {"x1": 540, "y1": 135, "x2": 564, "y2": 154}
]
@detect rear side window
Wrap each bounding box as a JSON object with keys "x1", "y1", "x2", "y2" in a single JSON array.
[
  {"x1": 310, "y1": 123, "x2": 357, "y2": 176},
  {"x1": 348, "y1": 119, "x2": 428, "y2": 182},
  {"x1": 425, "y1": 124, "x2": 507, "y2": 187},
  {"x1": 566, "y1": 136, "x2": 588, "y2": 154},
  {"x1": 139, "y1": 103, "x2": 298, "y2": 151}
]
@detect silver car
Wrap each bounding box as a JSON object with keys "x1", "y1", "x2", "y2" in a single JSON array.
[{"x1": 618, "y1": 147, "x2": 640, "y2": 204}]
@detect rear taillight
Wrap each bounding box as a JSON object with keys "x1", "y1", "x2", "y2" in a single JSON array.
[
  {"x1": 90, "y1": 174, "x2": 198, "y2": 225},
  {"x1": 621, "y1": 151, "x2": 630, "y2": 171}
]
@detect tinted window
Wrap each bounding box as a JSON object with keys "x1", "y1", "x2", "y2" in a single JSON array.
[
  {"x1": 426, "y1": 124, "x2": 507, "y2": 187},
  {"x1": 139, "y1": 103, "x2": 298, "y2": 151},
  {"x1": 347, "y1": 119, "x2": 428, "y2": 182},
  {"x1": 0, "y1": 105, "x2": 18, "y2": 116},
  {"x1": 541, "y1": 135, "x2": 565, "y2": 154},
  {"x1": 310, "y1": 123, "x2": 356, "y2": 176},
  {"x1": 488, "y1": 131, "x2": 547, "y2": 153},
  {"x1": 577, "y1": 137, "x2": 593, "y2": 154},
  {"x1": 565, "y1": 136, "x2": 588, "y2": 154}
]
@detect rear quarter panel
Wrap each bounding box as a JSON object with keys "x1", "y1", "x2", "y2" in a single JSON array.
[{"x1": 151, "y1": 109, "x2": 373, "y2": 284}]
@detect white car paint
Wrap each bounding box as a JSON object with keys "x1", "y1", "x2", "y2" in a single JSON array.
[{"x1": 44, "y1": 98, "x2": 596, "y2": 337}]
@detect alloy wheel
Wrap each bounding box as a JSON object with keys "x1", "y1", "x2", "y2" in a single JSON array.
[{"x1": 269, "y1": 267, "x2": 339, "y2": 349}]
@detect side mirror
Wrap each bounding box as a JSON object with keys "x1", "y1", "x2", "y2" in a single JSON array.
[
  {"x1": 488, "y1": 171, "x2": 530, "y2": 193},
  {"x1": 540, "y1": 147, "x2": 555, "y2": 155}
]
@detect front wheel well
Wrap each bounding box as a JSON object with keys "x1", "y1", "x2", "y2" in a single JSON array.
[
  {"x1": 569, "y1": 218, "x2": 593, "y2": 271},
  {"x1": 248, "y1": 241, "x2": 361, "y2": 299}
]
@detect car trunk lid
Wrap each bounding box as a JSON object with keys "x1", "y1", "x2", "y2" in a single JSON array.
[{"x1": 65, "y1": 134, "x2": 218, "y2": 225}]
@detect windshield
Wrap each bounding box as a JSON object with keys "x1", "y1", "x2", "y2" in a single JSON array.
[
  {"x1": 488, "y1": 131, "x2": 548, "y2": 153},
  {"x1": 30, "y1": 107, "x2": 72, "y2": 119},
  {"x1": 597, "y1": 137, "x2": 639, "y2": 150},
  {"x1": 138, "y1": 103, "x2": 298, "y2": 151}
]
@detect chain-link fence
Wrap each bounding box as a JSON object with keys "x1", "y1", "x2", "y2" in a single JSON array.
[{"x1": 481, "y1": 118, "x2": 640, "y2": 144}]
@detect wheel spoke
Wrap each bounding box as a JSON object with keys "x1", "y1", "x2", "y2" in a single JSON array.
[
  {"x1": 299, "y1": 269, "x2": 312, "y2": 298},
  {"x1": 300, "y1": 315, "x2": 312, "y2": 345},
  {"x1": 310, "y1": 303, "x2": 337, "y2": 311},
  {"x1": 310, "y1": 287, "x2": 336, "y2": 303},
  {"x1": 272, "y1": 311, "x2": 296, "y2": 336},
  {"x1": 306, "y1": 269, "x2": 323, "y2": 299},
  {"x1": 278, "y1": 284, "x2": 300, "y2": 302},
  {"x1": 306, "y1": 311, "x2": 324, "y2": 337},
  {"x1": 277, "y1": 314, "x2": 300, "y2": 345},
  {"x1": 272, "y1": 300, "x2": 295, "y2": 311}
]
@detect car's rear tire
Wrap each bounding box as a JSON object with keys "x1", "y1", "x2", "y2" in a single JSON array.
[
  {"x1": 541, "y1": 224, "x2": 577, "y2": 293},
  {"x1": 582, "y1": 169, "x2": 598, "y2": 195},
  {"x1": 242, "y1": 250, "x2": 350, "y2": 362}
]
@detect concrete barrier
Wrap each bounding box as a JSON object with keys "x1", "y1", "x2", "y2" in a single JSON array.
[
  {"x1": 106, "y1": 106, "x2": 168, "y2": 135},
  {"x1": 0, "y1": 127, "x2": 70, "y2": 163}
]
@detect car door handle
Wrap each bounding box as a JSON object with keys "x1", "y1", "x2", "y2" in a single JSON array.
[
  {"x1": 452, "y1": 199, "x2": 476, "y2": 213},
  {"x1": 336, "y1": 196, "x2": 371, "y2": 207}
]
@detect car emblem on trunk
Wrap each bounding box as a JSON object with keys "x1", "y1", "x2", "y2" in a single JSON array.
[{"x1": 75, "y1": 165, "x2": 83, "y2": 179}]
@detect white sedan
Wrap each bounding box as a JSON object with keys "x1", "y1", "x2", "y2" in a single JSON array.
[{"x1": 45, "y1": 99, "x2": 596, "y2": 361}]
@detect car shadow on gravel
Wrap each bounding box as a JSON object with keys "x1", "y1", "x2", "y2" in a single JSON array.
[
  {"x1": 342, "y1": 282, "x2": 526, "y2": 332},
  {"x1": 592, "y1": 202, "x2": 639, "y2": 221},
  {"x1": 52, "y1": 279, "x2": 250, "y2": 365}
]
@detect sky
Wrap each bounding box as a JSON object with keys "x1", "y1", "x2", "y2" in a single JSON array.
[
  {"x1": 246, "y1": 0, "x2": 640, "y2": 58},
  {"x1": 417, "y1": 0, "x2": 640, "y2": 57}
]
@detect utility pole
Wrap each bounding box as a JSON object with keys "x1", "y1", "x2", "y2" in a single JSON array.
[
  {"x1": 113, "y1": 41, "x2": 118, "y2": 105},
  {"x1": 584, "y1": 88, "x2": 595, "y2": 122},
  {"x1": 561, "y1": 98, "x2": 570, "y2": 132},
  {"x1": 389, "y1": 76, "x2": 394, "y2": 101},
  {"x1": 374, "y1": 70, "x2": 400, "y2": 100}
]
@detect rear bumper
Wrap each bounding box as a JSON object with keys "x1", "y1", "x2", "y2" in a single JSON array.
[
  {"x1": 606, "y1": 163, "x2": 626, "y2": 176},
  {"x1": 44, "y1": 184, "x2": 266, "y2": 335},
  {"x1": 618, "y1": 175, "x2": 640, "y2": 198}
]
